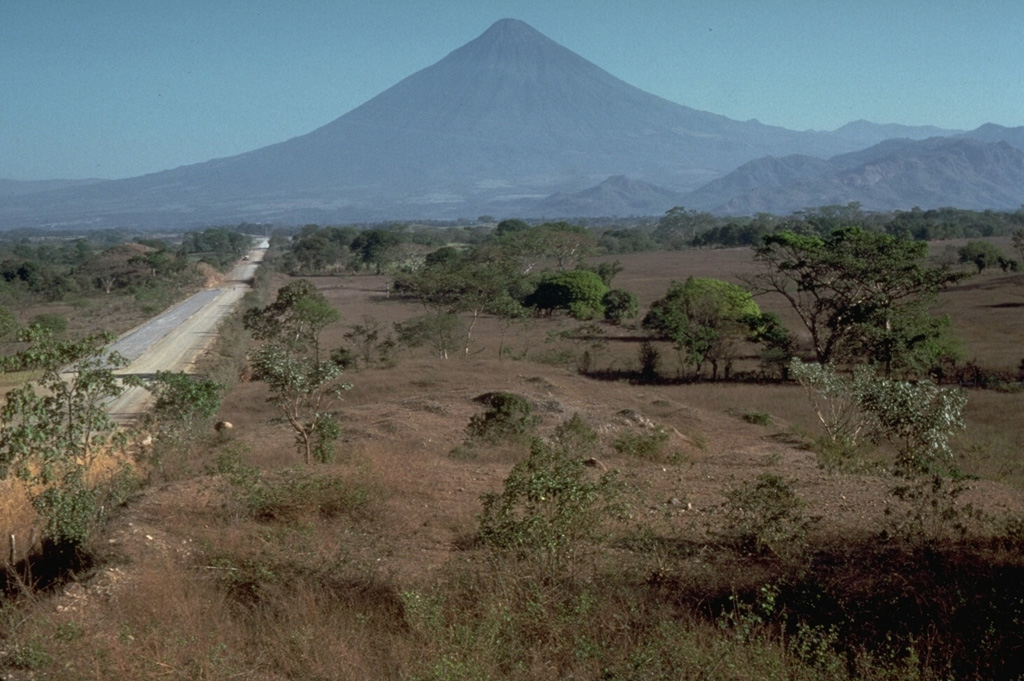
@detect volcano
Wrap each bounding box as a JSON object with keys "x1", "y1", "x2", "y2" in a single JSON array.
[{"x1": 0, "y1": 19, "x2": 989, "y2": 228}]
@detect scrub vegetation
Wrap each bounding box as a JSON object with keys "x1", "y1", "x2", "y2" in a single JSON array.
[{"x1": 2, "y1": 207, "x2": 1024, "y2": 680}]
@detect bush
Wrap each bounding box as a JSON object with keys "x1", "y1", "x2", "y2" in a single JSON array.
[
  {"x1": 612, "y1": 427, "x2": 673, "y2": 462},
  {"x1": 478, "y1": 416, "x2": 619, "y2": 570},
  {"x1": 743, "y1": 411, "x2": 772, "y2": 426},
  {"x1": 858, "y1": 376, "x2": 966, "y2": 476},
  {"x1": 884, "y1": 473, "x2": 983, "y2": 543},
  {"x1": 249, "y1": 469, "x2": 371, "y2": 524},
  {"x1": 148, "y1": 371, "x2": 224, "y2": 424},
  {"x1": 602, "y1": 288, "x2": 640, "y2": 324},
  {"x1": 31, "y1": 470, "x2": 97, "y2": 548},
  {"x1": 29, "y1": 314, "x2": 67, "y2": 336},
  {"x1": 466, "y1": 392, "x2": 539, "y2": 445},
  {"x1": 212, "y1": 445, "x2": 370, "y2": 523},
  {"x1": 721, "y1": 473, "x2": 811, "y2": 556},
  {"x1": 525, "y1": 270, "x2": 609, "y2": 320},
  {"x1": 551, "y1": 413, "x2": 599, "y2": 456},
  {"x1": 637, "y1": 340, "x2": 660, "y2": 383}
]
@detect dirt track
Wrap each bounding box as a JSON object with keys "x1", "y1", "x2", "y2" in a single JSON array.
[{"x1": 105, "y1": 240, "x2": 267, "y2": 422}]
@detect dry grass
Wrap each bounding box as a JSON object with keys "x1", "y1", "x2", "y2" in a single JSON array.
[{"x1": 3, "y1": 246, "x2": 1024, "y2": 680}]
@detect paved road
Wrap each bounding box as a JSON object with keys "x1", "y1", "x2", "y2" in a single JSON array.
[{"x1": 105, "y1": 240, "x2": 267, "y2": 423}]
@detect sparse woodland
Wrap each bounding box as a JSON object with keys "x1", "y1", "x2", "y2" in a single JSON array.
[{"x1": 1, "y1": 209, "x2": 1024, "y2": 680}]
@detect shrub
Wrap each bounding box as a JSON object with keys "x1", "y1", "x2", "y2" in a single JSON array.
[
  {"x1": 721, "y1": 473, "x2": 811, "y2": 556},
  {"x1": 31, "y1": 469, "x2": 97, "y2": 548},
  {"x1": 478, "y1": 417, "x2": 619, "y2": 571},
  {"x1": 249, "y1": 469, "x2": 372, "y2": 524},
  {"x1": 743, "y1": 411, "x2": 772, "y2": 426},
  {"x1": 602, "y1": 288, "x2": 640, "y2": 324},
  {"x1": 525, "y1": 269, "x2": 609, "y2": 320},
  {"x1": 466, "y1": 392, "x2": 539, "y2": 445},
  {"x1": 637, "y1": 340, "x2": 660, "y2": 383},
  {"x1": 612, "y1": 427, "x2": 673, "y2": 462},
  {"x1": 329, "y1": 345, "x2": 357, "y2": 370},
  {"x1": 884, "y1": 473, "x2": 983, "y2": 543},
  {"x1": 29, "y1": 314, "x2": 67, "y2": 336},
  {"x1": 792, "y1": 358, "x2": 968, "y2": 476},
  {"x1": 212, "y1": 445, "x2": 370, "y2": 523},
  {"x1": 310, "y1": 413, "x2": 342, "y2": 464},
  {"x1": 551, "y1": 412, "x2": 599, "y2": 456},
  {"x1": 148, "y1": 371, "x2": 224, "y2": 424},
  {"x1": 858, "y1": 376, "x2": 966, "y2": 476}
]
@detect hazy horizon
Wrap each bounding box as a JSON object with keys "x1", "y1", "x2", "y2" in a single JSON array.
[{"x1": 3, "y1": 1, "x2": 1022, "y2": 181}]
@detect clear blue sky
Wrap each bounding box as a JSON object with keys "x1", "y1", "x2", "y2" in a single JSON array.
[{"x1": 2, "y1": 1, "x2": 1021, "y2": 180}]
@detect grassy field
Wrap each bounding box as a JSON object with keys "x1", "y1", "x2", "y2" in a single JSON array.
[{"x1": 1, "y1": 245, "x2": 1023, "y2": 680}]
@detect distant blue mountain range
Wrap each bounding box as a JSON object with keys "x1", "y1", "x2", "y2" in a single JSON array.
[{"x1": 3, "y1": 18, "x2": 1022, "y2": 228}]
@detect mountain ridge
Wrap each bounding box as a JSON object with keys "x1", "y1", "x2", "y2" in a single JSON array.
[
  {"x1": 1, "y1": 18, "x2": 1019, "y2": 228},
  {"x1": 683, "y1": 136, "x2": 1024, "y2": 214}
]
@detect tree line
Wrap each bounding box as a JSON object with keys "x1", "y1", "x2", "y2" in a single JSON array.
[
  {"x1": 278, "y1": 204, "x2": 1024, "y2": 278},
  {"x1": 275, "y1": 218, "x2": 1003, "y2": 389},
  {"x1": 0, "y1": 227, "x2": 254, "y2": 341}
]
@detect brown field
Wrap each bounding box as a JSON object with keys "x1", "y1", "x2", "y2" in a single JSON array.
[{"x1": 2, "y1": 246, "x2": 1023, "y2": 679}]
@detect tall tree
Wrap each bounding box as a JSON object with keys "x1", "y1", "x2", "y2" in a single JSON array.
[
  {"x1": 958, "y1": 240, "x2": 1006, "y2": 274},
  {"x1": 244, "y1": 281, "x2": 349, "y2": 463},
  {"x1": 654, "y1": 207, "x2": 717, "y2": 249},
  {"x1": 643, "y1": 277, "x2": 760, "y2": 380},
  {"x1": 395, "y1": 247, "x2": 521, "y2": 356},
  {"x1": 496, "y1": 222, "x2": 595, "y2": 273},
  {"x1": 524, "y1": 269, "x2": 609, "y2": 321},
  {"x1": 350, "y1": 229, "x2": 404, "y2": 274},
  {"x1": 747, "y1": 228, "x2": 966, "y2": 368}
]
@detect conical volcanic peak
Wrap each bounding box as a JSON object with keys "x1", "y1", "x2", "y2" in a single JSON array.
[
  {"x1": 2, "y1": 18, "x2": 1008, "y2": 228},
  {"x1": 445, "y1": 17, "x2": 598, "y2": 75},
  {"x1": 472, "y1": 18, "x2": 559, "y2": 48}
]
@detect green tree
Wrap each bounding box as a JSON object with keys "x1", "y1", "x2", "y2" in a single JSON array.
[
  {"x1": 597, "y1": 226, "x2": 657, "y2": 253},
  {"x1": 958, "y1": 240, "x2": 1006, "y2": 274},
  {"x1": 643, "y1": 277, "x2": 760, "y2": 380},
  {"x1": 578, "y1": 260, "x2": 624, "y2": 287},
  {"x1": 291, "y1": 231, "x2": 343, "y2": 273},
  {"x1": 998, "y1": 256, "x2": 1021, "y2": 272},
  {"x1": 343, "y1": 315, "x2": 387, "y2": 367},
  {"x1": 1012, "y1": 228, "x2": 1024, "y2": 263},
  {"x1": 395, "y1": 311, "x2": 465, "y2": 360},
  {"x1": 525, "y1": 269, "x2": 609, "y2": 320},
  {"x1": 494, "y1": 218, "x2": 530, "y2": 237},
  {"x1": 748, "y1": 228, "x2": 966, "y2": 366},
  {"x1": 243, "y1": 280, "x2": 339, "y2": 361},
  {"x1": 747, "y1": 311, "x2": 796, "y2": 380},
  {"x1": 147, "y1": 371, "x2": 224, "y2": 425},
  {"x1": 244, "y1": 281, "x2": 349, "y2": 463},
  {"x1": 350, "y1": 229, "x2": 404, "y2": 274},
  {"x1": 602, "y1": 288, "x2": 640, "y2": 325},
  {"x1": 487, "y1": 291, "x2": 528, "y2": 360},
  {"x1": 0, "y1": 304, "x2": 20, "y2": 342},
  {"x1": 179, "y1": 228, "x2": 251, "y2": 270},
  {"x1": 850, "y1": 305, "x2": 963, "y2": 378},
  {"x1": 654, "y1": 206, "x2": 717, "y2": 249},
  {"x1": 394, "y1": 247, "x2": 521, "y2": 356},
  {"x1": 0, "y1": 327, "x2": 138, "y2": 547},
  {"x1": 496, "y1": 222, "x2": 595, "y2": 272}
]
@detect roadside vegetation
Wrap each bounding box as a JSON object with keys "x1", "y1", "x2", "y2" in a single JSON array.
[
  {"x1": 1, "y1": 208, "x2": 1023, "y2": 679},
  {"x1": 0, "y1": 226, "x2": 255, "y2": 345}
]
